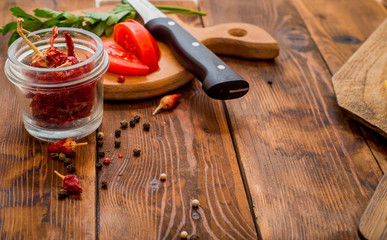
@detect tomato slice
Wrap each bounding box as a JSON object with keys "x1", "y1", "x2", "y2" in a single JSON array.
[
  {"x1": 102, "y1": 40, "x2": 149, "y2": 76},
  {"x1": 114, "y1": 20, "x2": 160, "y2": 73}
]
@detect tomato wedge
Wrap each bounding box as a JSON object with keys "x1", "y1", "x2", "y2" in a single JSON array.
[
  {"x1": 102, "y1": 40, "x2": 149, "y2": 76},
  {"x1": 114, "y1": 20, "x2": 160, "y2": 73}
]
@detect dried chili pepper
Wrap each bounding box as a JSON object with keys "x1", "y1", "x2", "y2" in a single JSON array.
[
  {"x1": 54, "y1": 170, "x2": 82, "y2": 194},
  {"x1": 152, "y1": 93, "x2": 181, "y2": 115},
  {"x1": 48, "y1": 138, "x2": 87, "y2": 155}
]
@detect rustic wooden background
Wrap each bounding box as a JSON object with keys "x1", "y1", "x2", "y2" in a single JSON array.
[{"x1": 0, "y1": 0, "x2": 386, "y2": 239}]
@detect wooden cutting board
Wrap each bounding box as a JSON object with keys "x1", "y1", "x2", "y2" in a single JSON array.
[
  {"x1": 73, "y1": 6, "x2": 279, "y2": 100},
  {"x1": 359, "y1": 172, "x2": 387, "y2": 240},
  {"x1": 332, "y1": 18, "x2": 387, "y2": 138}
]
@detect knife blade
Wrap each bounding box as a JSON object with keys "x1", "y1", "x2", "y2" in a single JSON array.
[{"x1": 127, "y1": 0, "x2": 249, "y2": 100}]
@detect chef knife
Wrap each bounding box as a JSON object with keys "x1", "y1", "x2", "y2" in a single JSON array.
[{"x1": 127, "y1": 0, "x2": 249, "y2": 100}]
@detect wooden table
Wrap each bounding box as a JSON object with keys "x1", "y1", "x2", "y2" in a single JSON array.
[{"x1": 0, "y1": 0, "x2": 386, "y2": 239}]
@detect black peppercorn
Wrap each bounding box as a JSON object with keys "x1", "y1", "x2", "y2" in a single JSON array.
[
  {"x1": 99, "y1": 151, "x2": 105, "y2": 157},
  {"x1": 120, "y1": 120, "x2": 129, "y2": 128},
  {"x1": 64, "y1": 158, "x2": 72, "y2": 166},
  {"x1": 134, "y1": 115, "x2": 140, "y2": 123},
  {"x1": 96, "y1": 162, "x2": 103, "y2": 170},
  {"x1": 101, "y1": 181, "x2": 108, "y2": 189},
  {"x1": 133, "y1": 147, "x2": 141, "y2": 156},
  {"x1": 130, "y1": 119, "x2": 136, "y2": 127},
  {"x1": 58, "y1": 189, "x2": 68, "y2": 199},
  {"x1": 66, "y1": 164, "x2": 76, "y2": 174},
  {"x1": 114, "y1": 139, "x2": 121, "y2": 148},
  {"x1": 115, "y1": 129, "x2": 121, "y2": 137},
  {"x1": 143, "y1": 122, "x2": 150, "y2": 131},
  {"x1": 97, "y1": 140, "x2": 103, "y2": 147}
]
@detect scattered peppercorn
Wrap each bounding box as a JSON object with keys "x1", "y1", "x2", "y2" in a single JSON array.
[
  {"x1": 59, "y1": 152, "x2": 67, "y2": 161},
  {"x1": 64, "y1": 158, "x2": 72, "y2": 166},
  {"x1": 99, "y1": 151, "x2": 105, "y2": 157},
  {"x1": 114, "y1": 139, "x2": 121, "y2": 148},
  {"x1": 96, "y1": 162, "x2": 103, "y2": 170},
  {"x1": 130, "y1": 119, "x2": 136, "y2": 127},
  {"x1": 58, "y1": 189, "x2": 68, "y2": 199},
  {"x1": 120, "y1": 120, "x2": 129, "y2": 128},
  {"x1": 133, "y1": 147, "x2": 141, "y2": 156},
  {"x1": 179, "y1": 231, "x2": 188, "y2": 239},
  {"x1": 191, "y1": 199, "x2": 200, "y2": 208},
  {"x1": 50, "y1": 152, "x2": 59, "y2": 159},
  {"x1": 134, "y1": 115, "x2": 140, "y2": 123},
  {"x1": 103, "y1": 157, "x2": 110, "y2": 164},
  {"x1": 143, "y1": 122, "x2": 150, "y2": 131},
  {"x1": 118, "y1": 154, "x2": 123, "y2": 158},
  {"x1": 115, "y1": 129, "x2": 121, "y2": 137},
  {"x1": 101, "y1": 181, "x2": 108, "y2": 189},
  {"x1": 118, "y1": 75, "x2": 125, "y2": 83},
  {"x1": 190, "y1": 235, "x2": 199, "y2": 240},
  {"x1": 66, "y1": 164, "x2": 76, "y2": 174},
  {"x1": 97, "y1": 132, "x2": 104, "y2": 139},
  {"x1": 160, "y1": 173, "x2": 167, "y2": 181},
  {"x1": 97, "y1": 140, "x2": 103, "y2": 147}
]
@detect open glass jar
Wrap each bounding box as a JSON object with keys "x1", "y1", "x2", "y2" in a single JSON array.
[{"x1": 5, "y1": 28, "x2": 109, "y2": 141}]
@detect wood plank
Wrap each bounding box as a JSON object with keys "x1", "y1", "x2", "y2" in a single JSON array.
[
  {"x1": 97, "y1": 1, "x2": 257, "y2": 239},
  {"x1": 199, "y1": 0, "x2": 384, "y2": 238},
  {"x1": 0, "y1": 0, "x2": 97, "y2": 239},
  {"x1": 359, "y1": 172, "x2": 387, "y2": 240},
  {"x1": 294, "y1": 0, "x2": 387, "y2": 173}
]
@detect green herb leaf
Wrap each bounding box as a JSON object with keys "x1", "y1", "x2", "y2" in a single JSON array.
[
  {"x1": 83, "y1": 11, "x2": 111, "y2": 21},
  {"x1": 1, "y1": 22, "x2": 17, "y2": 35},
  {"x1": 92, "y1": 21, "x2": 107, "y2": 36},
  {"x1": 33, "y1": 8, "x2": 62, "y2": 18},
  {"x1": 8, "y1": 31, "x2": 20, "y2": 46},
  {"x1": 10, "y1": 6, "x2": 41, "y2": 21}
]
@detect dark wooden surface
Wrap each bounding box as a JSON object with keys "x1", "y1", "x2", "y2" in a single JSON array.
[{"x1": 0, "y1": 0, "x2": 386, "y2": 239}]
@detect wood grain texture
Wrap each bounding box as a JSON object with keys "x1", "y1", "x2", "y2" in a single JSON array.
[
  {"x1": 293, "y1": 0, "x2": 387, "y2": 172},
  {"x1": 332, "y1": 18, "x2": 387, "y2": 138},
  {"x1": 0, "y1": 0, "x2": 97, "y2": 239},
  {"x1": 199, "y1": 0, "x2": 384, "y2": 238},
  {"x1": 359, "y1": 172, "x2": 387, "y2": 240},
  {"x1": 97, "y1": 1, "x2": 257, "y2": 239}
]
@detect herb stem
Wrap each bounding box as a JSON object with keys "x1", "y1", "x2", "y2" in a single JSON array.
[{"x1": 156, "y1": 5, "x2": 207, "y2": 16}]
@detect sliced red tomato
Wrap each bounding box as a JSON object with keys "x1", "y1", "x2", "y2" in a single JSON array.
[
  {"x1": 102, "y1": 40, "x2": 149, "y2": 76},
  {"x1": 114, "y1": 20, "x2": 160, "y2": 73}
]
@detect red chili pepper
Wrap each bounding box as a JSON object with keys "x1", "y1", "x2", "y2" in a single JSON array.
[
  {"x1": 54, "y1": 171, "x2": 82, "y2": 194},
  {"x1": 152, "y1": 93, "x2": 181, "y2": 115},
  {"x1": 48, "y1": 138, "x2": 87, "y2": 155}
]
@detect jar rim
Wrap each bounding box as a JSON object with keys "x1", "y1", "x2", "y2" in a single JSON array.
[{"x1": 7, "y1": 27, "x2": 104, "y2": 73}]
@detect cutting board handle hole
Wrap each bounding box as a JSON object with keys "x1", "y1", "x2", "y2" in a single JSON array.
[{"x1": 228, "y1": 28, "x2": 247, "y2": 37}]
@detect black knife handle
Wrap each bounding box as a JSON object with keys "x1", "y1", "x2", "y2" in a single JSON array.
[{"x1": 145, "y1": 17, "x2": 249, "y2": 100}]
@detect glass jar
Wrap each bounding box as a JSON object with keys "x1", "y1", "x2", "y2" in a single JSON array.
[{"x1": 5, "y1": 27, "x2": 109, "y2": 141}]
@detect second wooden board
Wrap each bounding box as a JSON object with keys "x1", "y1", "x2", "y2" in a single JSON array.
[{"x1": 332, "y1": 18, "x2": 387, "y2": 138}]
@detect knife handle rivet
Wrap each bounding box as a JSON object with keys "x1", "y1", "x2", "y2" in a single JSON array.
[
  {"x1": 192, "y1": 42, "x2": 200, "y2": 47},
  {"x1": 217, "y1": 65, "x2": 226, "y2": 70},
  {"x1": 168, "y1": 21, "x2": 176, "y2": 26}
]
